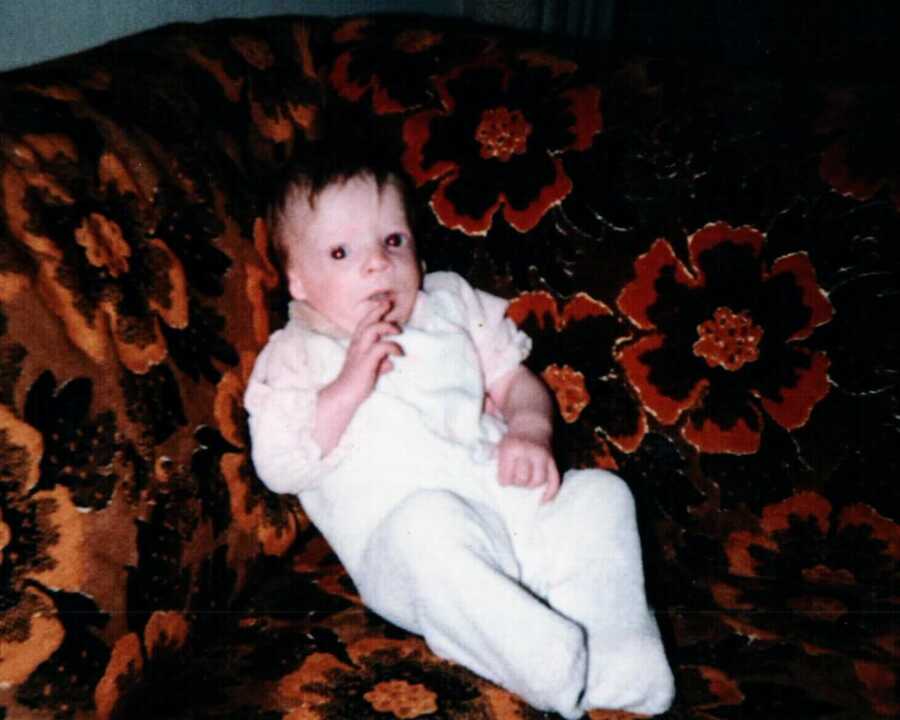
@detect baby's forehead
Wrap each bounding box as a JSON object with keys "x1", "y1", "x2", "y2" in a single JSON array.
[{"x1": 283, "y1": 176, "x2": 408, "y2": 241}]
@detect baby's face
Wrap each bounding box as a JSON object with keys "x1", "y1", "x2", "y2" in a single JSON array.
[{"x1": 282, "y1": 175, "x2": 422, "y2": 334}]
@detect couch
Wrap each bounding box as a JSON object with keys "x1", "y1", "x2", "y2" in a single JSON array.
[{"x1": 1, "y1": 13, "x2": 897, "y2": 720}]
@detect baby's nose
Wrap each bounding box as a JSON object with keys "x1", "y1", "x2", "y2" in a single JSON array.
[{"x1": 365, "y1": 246, "x2": 390, "y2": 272}]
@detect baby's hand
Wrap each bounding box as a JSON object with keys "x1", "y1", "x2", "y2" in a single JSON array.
[
  {"x1": 335, "y1": 300, "x2": 403, "y2": 406},
  {"x1": 497, "y1": 431, "x2": 561, "y2": 503}
]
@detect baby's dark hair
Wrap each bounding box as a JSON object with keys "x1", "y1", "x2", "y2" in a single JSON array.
[{"x1": 266, "y1": 141, "x2": 418, "y2": 271}]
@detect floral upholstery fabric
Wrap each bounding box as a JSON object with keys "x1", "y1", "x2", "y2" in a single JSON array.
[{"x1": 1, "y1": 14, "x2": 898, "y2": 720}]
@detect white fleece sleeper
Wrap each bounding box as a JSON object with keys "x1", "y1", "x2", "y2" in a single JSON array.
[{"x1": 244, "y1": 271, "x2": 674, "y2": 717}]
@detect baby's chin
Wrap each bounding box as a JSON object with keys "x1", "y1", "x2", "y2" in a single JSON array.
[
  {"x1": 366, "y1": 291, "x2": 416, "y2": 324},
  {"x1": 382, "y1": 302, "x2": 415, "y2": 327}
]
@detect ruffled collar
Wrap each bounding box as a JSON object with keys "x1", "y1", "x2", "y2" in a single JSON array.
[{"x1": 288, "y1": 300, "x2": 350, "y2": 339}]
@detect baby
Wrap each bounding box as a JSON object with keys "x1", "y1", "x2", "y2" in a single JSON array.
[{"x1": 244, "y1": 151, "x2": 675, "y2": 718}]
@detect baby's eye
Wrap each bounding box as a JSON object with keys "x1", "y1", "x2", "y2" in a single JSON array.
[
  {"x1": 385, "y1": 233, "x2": 408, "y2": 248},
  {"x1": 330, "y1": 246, "x2": 347, "y2": 260}
]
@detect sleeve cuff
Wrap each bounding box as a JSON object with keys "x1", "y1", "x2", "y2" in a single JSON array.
[
  {"x1": 482, "y1": 318, "x2": 533, "y2": 387},
  {"x1": 246, "y1": 382, "x2": 348, "y2": 495}
]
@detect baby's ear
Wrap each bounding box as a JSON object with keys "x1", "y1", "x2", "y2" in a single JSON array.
[{"x1": 287, "y1": 270, "x2": 307, "y2": 301}]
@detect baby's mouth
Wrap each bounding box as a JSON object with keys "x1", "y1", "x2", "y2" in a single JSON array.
[{"x1": 368, "y1": 290, "x2": 394, "y2": 303}]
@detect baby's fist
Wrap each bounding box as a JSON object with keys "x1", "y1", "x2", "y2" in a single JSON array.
[{"x1": 497, "y1": 434, "x2": 560, "y2": 502}]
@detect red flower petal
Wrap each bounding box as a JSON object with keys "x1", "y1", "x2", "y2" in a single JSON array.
[
  {"x1": 592, "y1": 437, "x2": 620, "y2": 470},
  {"x1": 802, "y1": 564, "x2": 855, "y2": 586},
  {"x1": 517, "y1": 50, "x2": 579, "y2": 78},
  {"x1": 767, "y1": 252, "x2": 834, "y2": 341},
  {"x1": 854, "y1": 661, "x2": 900, "y2": 718},
  {"x1": 560, "y1": 292, "x2": 613, "y2": 326},
  {"x1": 508, "y1": 290, "x2": 611, "y2": 331},
  {"x1": 760, "y1": 491, "x2": 831, "y2": 535},
  {"x1": 800, "y1": 563, "x2": 856, "y2": 586},
  {"x1": 507, "y1": 290, "x2": 558, "y2": 330},
  {"x1": 371, "y1": 84, "x2": 407, "y2": 115},
  {"x1": 788, "y1": 595, "x2": 847, "y2": 622},
  {"x1": 688, "y1": 222, "x2": 765, "y2": 287},
  {"x1": 725, "y1": 530, "x2": 779, "y2": 577},
  {"x1": 607, "y1": 407, "x2": 648, "y2": 454},
  {"x1": 333, "y1": 18, "x2": 371, "y2": 44},
  {"x1": 838, "y1": 504, "x2": 900, "y2": 558},
  {"x1": 617, "y1": 238, "x2": 696, "y2": 330},
  {"x1": 431, "y1": 59, "x2": 505, "y2": 113},
  {"x1": 618, "y1": 333, "x2": 708, "y2": 425},
  {"x1": 425, "y1": 158, "x2": 573, "y2": 235},
  {"x1": 711, "y1": 582, "x2": 755, "y2": 611},
  {"x1": 558, "y1": 86, "x2": 603, "y2": 151},
  {"x1": 681, "y1": 404, "x2": 762, "y2": 455},
  {"x1": 695, "y1": 666, "x2": 745, "y2": 707},
  {"x1": 502, "y1": 156, "x2": 572, "y2": 232},
  {"x1": 394, "y1": 29, "x2": 443, "y2": 54},
  {"x1": 330, "y1": 52, "x2": 369, "y2": 103},
  {"x1": 402, "y1": 111, "x2": 458, "y2": 186},
  {"x1": 756, "y1": 350, "x2": 831, "y2": 430},
  {"x1": 429, "y1": 175, "x2": 502, "y2": 236}
]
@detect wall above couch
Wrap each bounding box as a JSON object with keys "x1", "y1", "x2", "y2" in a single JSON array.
[
  {"x1": 0, "y1": 0, "x2": 469, "y2": 71},
  {"x1": 4, "y1": 0, "x2": 900, "y2": 79},
  {"x1": 2, "y1": 0, "x2": 619, "y2": 72}
]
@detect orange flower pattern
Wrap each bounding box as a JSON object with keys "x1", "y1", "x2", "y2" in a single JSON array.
[
  {"x1": 475, "y1": 108, "x2": 533, "y2": 162},
  {"x1": 402, "y1": 54, "x2": 602, "y2": 234},
  {"x1": 541, "y1": 364, "x2": 590, "y2": 423},
  {"x1": 616, "y1": 222, "x2": 833, "y2": 455},
  {"x1": 0, "y1": 16, "x2": 309, "y2": 719},
  {"x1": 363, "y1": 680, "x2": 438, "y2": 718}
]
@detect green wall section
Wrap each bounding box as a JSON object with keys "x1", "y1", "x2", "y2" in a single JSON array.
[{"x1": 0, "y1": 0, "x2": 465, "y2": 71}]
